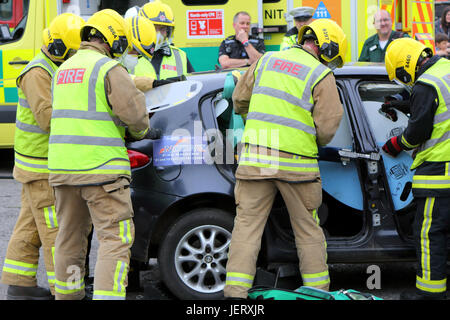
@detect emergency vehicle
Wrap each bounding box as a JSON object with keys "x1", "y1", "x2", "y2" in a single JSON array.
[{"x1": 0, "y1": 0, "x2": 440, "y2": 148}]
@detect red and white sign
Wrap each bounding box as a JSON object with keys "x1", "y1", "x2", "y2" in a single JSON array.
[
  {"x1": 56, "y1": 68, "x2": 86, "y2": 85},
  {"x1": 187, "y1": 9, "x2": 224, "y2": 39}
]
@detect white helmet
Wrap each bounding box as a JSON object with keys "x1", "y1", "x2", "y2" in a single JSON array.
[{"x1": 124, "y1": 6, "x2": 140, "y2": 19}]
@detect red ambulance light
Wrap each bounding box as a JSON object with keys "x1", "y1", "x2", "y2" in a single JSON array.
[
  {"x1": 62, "y1": 0, "x2": 71, "y2": 3},
  {"x1": 127, "y1": 150, "x2": 150, "y2": 169}
]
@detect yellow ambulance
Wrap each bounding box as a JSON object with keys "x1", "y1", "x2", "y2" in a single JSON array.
[{"x1": 0, "y1": 0, "x2": 98, "y2": 149}]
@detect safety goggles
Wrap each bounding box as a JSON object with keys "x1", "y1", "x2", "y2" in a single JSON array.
[
  {"x1": 110, "y1": 36, "x2": 130, "y2": 56},
  {"x1": 48, "y1": 39, "x2": 67, "y2": 59}
]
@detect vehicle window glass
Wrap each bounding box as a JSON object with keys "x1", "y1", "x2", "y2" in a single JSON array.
[
  {"x1": 358, "y1": 82, "x2": 409, "y2": 143},
  {"x1": 0, "y1": 1, "x2": 13, "y2": 22},
  {"x1": 0, "y1": 0, "x2": 29, "y2": 43},
  {"x1": 182, "y1": 0, "x2": 228, "y2": 5},
  {"x1": 326, "y1": 85, "x2": 353, "y2": 150},
  {"x1": 263, "y1": 0, "x2": 281, "y2": 3}
]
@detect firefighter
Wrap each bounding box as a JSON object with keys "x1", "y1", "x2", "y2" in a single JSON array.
[
  {"x1": 280, "y1": 7, "x2": 315, "y2": 51},
  {"x1": 136, "y1": 0, "x2": 194, "y2": 80},
  {"x1": 0, "y1": 13, "x2": 84, "y2": 300},
  {"x1": 382, "y1": 38, "x2": 450, "y2": 300},
  {"x1": 48, "y1": 9, "x2": 158, "y2": 300},
  {"x1": 224, "y1": 19, "x2": 347, "y2": 299}
]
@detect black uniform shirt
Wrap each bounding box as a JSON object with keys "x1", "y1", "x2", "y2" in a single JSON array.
[{"x1": 218, "y1": 35, "x2": 265, "y2": 62}]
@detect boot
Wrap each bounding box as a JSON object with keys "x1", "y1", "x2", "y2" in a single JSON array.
[
  {"x1": 6, "y1": 285, "x2": 53, "y2": 300},
  {"x1": 400, "y1": 290, "x2": 446, "y2": 300}
]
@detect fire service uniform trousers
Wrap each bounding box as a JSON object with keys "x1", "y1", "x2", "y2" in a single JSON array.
[
  {"x1": 1, "y1": 179, "x2": 58, "y2": 295},
  {"x1": 413, "y1": 197, "x2": 449, "y2": 297},
  {"x1": 224, "y1": 179, "x2": 329, "y2": 298},
  {"x1": 53, "y1": 178, "x2": 134, "y2": 300}
]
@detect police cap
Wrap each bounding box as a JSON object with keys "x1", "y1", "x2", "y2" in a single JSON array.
[{"x1": 290, "y1": 7, "x2": 315, "y2": 22}]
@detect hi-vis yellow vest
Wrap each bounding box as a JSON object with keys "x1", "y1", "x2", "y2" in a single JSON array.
[
  {"x1": 411, "y1": 58, "x2": 450, "y2": 190},
  {"x1": 14, "y1": 51, "x2": 57, "y2": 174},
  {"x1": 48, "y1": 49, "x2": 131, "y2": 176},
  {"x1": 239, "y1": 47, "x2": 331, "y2": 173},
  {"x1": 134, "y1": 45, "x2": 187, "y2": 80}
]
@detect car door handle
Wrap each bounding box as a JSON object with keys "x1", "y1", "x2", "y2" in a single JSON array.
[{"x1": 9, "y1": 60, "x2": 29, "y2": 65}]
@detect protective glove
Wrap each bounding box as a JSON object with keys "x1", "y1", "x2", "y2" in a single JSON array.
[
  {"x1": 152, "y1": 75, "x2": 187, "y2": 88},
  {"x1": 382, "y1": 136, "x2": 403, "y2": 157},
  {"x1": 381, "y1": 99, "x2": 411, "y2": 115},
  {"x1": 144, "y1": 127, "x2": 162, "y2": 140}
]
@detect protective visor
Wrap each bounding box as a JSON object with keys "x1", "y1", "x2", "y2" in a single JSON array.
[
  {"x1": 110, "y1": 36, "x2": 130, "y2": 56},
  {"x1": 48, "y1": 39, "x2": 68, "y2": 59}
]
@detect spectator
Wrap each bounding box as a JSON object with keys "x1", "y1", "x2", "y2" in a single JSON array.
[
  {"x1": 435, "y1": 32, "x2": 450, "y2": 58},
  {"x1": 435, "y1": 6, "x2": 450, "y2": 38},
  {"x1": 358, "y1": 9, "x2": 409, "y2": 62},
  {"x1": 218, "y1": 11, "x2": 265, "y2": 69}
]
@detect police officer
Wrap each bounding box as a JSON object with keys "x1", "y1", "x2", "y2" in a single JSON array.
[
  {"x1": 382, "y1": 38, "x2": 450, "y2": 300},
  {"x1": 224, "y1": 19, "x2": 347, "y2": 299},
  {"x1": 0, "y1": 13, "x2": 84, "y2": 300},
  {"x1": 218, "y1": 11, "x2": 265, "y2": 69},
  {"x1": 136, "y1": 0, "x2": 194, "y2": 80},
  {"x1": 280, "y1": 7, "x2": 315, "y2": 51},
  {"x1": 48, "y1": 9, "x2": 157, "y2": 300}
]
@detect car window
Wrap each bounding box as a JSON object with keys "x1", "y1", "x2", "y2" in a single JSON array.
[
  {"x1": 326, "y1": 85, "x2": 353, "y2": 150},
  {"x1": 0, "y1": 0, "x2": 29, "y2": 43},
  {"x1": 358, "y1": 82, "x2": 409, "y2": 144}
]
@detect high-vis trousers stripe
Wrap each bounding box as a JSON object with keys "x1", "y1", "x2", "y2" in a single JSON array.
[
  {"x1": 44, "y1": 205, "x2": 58, "y2": 229},
  {"x1": 420, "y1": 197, "x2": 434, "y2": 280},
  {"x1": 2, "y1": 259, "x2": 38, "y2": 277},
  {"x1": 55, "y1": 278, "x2": 85, "y2": 295},
  {"x1": 302, "y1": 271, "x2": 330, "y2": 287},
  {"x1": 416, "y1": 276, "x2": 447, "y2": 293},
  {"x1": 226, "y1": 272, "x2": 254, "y2": 288}
]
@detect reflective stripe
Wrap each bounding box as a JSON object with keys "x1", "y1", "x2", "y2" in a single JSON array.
[
  {"x1": 252, "y1": 86, "x2": 314, "y2": 112},
  {"x1": 247, "y1": 112, "x2": 316, "y2": 136},
  {"x1": 239, "y1": 155, "x2": 319, "y2": 171},
  {"x1": 16, "y1": 120, "x2": 48, "y2": 134},
  {"x1": 413, "y1": 175, "x2": 450, "y2": 189},
  {"x1": 419, "y1": 74, "x2": 450, "y2": 125},
  {"x1": 254, "y1": 52, "x2": 275, "y2": 87},
  {"x1": 49, "y1": 135, "x2": 125, "y2": 147},
  {"x1": 89, "y1": 57, "x2": 111, "y2": 112},
  {"x1": 113, "y1": 261, "x2": 128, "y2": 293},
  {"x1": 44, "y1": 205, "x2": 58, "y2": 229},
  {"x1": 52, "y1": 109, "x2": 123, "y2": 126},
  {"x1": 416, "y1": 275, "x2": 447, "y2": 293},
  {"x1": 14, "y1": 155, "x2": 48, "y2": 170},
  {"x1": 23, "y1": 58, "x2": 55, "y2": 78},
  {"x1": 3, "y1": 259, "x2": 38, "y2": 276},
  {"x1": 312, "y1": 209, "x2": 320, "y2": 226},
  {"x1": 47, "y1": 271, "x2": 56, "y2": 285},
  {"x1": 419, "y1": 131, "x2": 450, "y2": 152},
  {"x1": 93, "y1": 290, "x2": 126, "y2": 300},
  {"x1": 302, "y1": 63, "x2": 329, "y2": 104},
  {"x1": 420, "y1": 197, "x2": 434, "y2": 280},
  {"x1": 226, "y1": 272, "x2": 254, "y2": 288},
  {"x1": 119, "y1": 220, "x2": 132, "y2": 244},
  {"x1": 401, "y1": 135, "x2": 419, "y2": 149},
  {"x1": 55, "y1": 278, "x2": 85, "y2": 294},
  {"x1": 302, "y1": 271, "x2": 330, "y2": 286},
  {"x1": 172, "y1": 49, "x2": 183, "y2": 77},
  {"x1": 18, "y1": 98, "x2": 30, "y2": 109}
]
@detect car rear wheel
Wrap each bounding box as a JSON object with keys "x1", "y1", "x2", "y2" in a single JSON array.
[{"x1": 158, "y1": 208, "x2": 234, "y2": 300}]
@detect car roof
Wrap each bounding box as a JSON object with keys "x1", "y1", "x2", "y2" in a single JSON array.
[{"x1": 334, "y1": 62, "x2": 388, "y2": 77}]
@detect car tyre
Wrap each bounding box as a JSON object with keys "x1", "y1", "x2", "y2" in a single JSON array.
[{"x1": 158, "y1": 208, "x2": 234, "y2": 300}]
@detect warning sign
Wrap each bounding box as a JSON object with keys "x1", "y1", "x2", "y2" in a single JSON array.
[
  {"x1": 313, "y1": 1, "x2": 331, "y2": 19},
  {"x1": 187, "y1": 9, "x2": 224, "y2": 39}
]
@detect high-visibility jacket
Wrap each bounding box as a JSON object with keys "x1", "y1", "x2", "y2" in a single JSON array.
[
  {"x1": 411, "y1": 58, "x2": 450, "y2": 193},
  {"x1": 14, "y1": 51, "x2": 57, "y2": 174},
  {"x1": 48, "y1": 49, "x2": 131, "y2": 176},
  {"x1": 239, "y1": 47, "x2": 331, "y2": 173},
  {"x1": 134, "y1": 45, "x2": 188, "y2": 80}
]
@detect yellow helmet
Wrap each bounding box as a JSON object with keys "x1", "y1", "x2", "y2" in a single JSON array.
[
  {"x1": 43, "y1": 13, "x2": 85, "y2": 61},
  {"x1": 139, "y1": 0, "x2": 175, "y2": 27},
  {"x1": 385, "y1": 38, "x2": 433, "y2": 87},
  {"x1": 298, "y1": 19, "x2": 347, "y2": 69},
  {"x1": 80, "y1": 9, "x2": 131, "y2": 58},
  {"x1": 125, "y1": 16, "x2": 157, "y2": 59}
]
